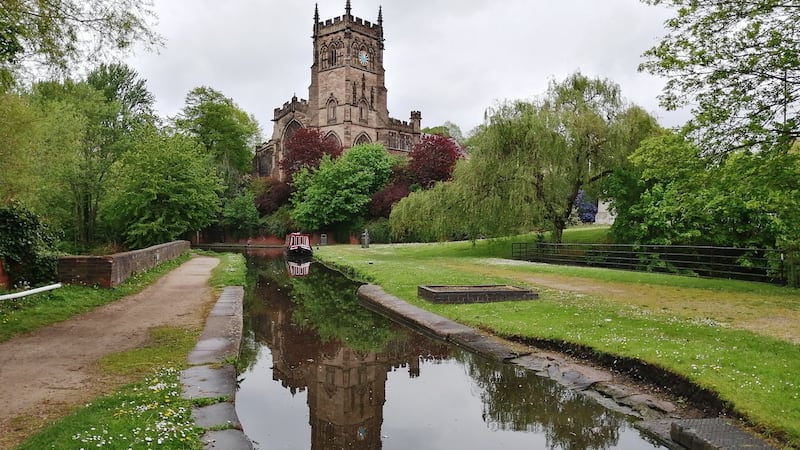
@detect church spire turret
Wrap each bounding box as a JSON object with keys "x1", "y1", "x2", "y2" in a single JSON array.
[
  {"x1": 377, "y1": 6, "x2": 384, "y2": 47},
  {"x1": 345, "y1": 0, "x2": 351, "y2": 17},
  {"x1": 313, "y1": 3, "x2": 319, "y2": 34}
]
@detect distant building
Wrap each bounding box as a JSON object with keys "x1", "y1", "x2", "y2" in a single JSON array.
[{"x1": 254, "y1": 1, "x2": 422, "y2": 179}]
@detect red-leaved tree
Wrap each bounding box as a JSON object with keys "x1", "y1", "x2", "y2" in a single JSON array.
[
  {"x1": 408, "y1": 134, "x2": 464, "y2": 188},
  {"x1": 369, "y1": 164, "x2": 412, "y2": 218},
  {"x1": 280, "y1": 127, "x2": 343, "y2": 182},
  {"x1": 255, "y1": 177, "x2": 293, "y2": 215}
]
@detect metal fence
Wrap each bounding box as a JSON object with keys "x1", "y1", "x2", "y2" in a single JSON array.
[{"x1": 511, "y1": 242, "x2": 796, "y2": 286}]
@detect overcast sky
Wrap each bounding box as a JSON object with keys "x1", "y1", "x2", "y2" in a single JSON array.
[{"x1": 128, "y1": 0, "x2": 689, "y2": 139}]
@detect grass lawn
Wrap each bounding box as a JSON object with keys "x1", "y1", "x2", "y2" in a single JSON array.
[{"x1": 315, "y1": 235, "x2": 800, "y2": 448}]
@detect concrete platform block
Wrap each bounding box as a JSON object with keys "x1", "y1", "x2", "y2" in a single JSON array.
[{"x1": 670, "y1": 418, "x2": 776, "y2": 450}]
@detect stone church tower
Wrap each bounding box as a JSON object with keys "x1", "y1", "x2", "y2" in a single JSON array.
[{"x1": 254, "y1": 1, "x2": 422, "y2": 179}]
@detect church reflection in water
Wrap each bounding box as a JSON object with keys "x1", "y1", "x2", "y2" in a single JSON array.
[
  {"x1": 242, "y1": 253, "x2": 451, "y2": 449},
  {"x1": 238, "y1": 252, "x2": 663, "y2": 450}
]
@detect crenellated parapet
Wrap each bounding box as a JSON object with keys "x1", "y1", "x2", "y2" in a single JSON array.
[{"x1": 274, "y1": 95, "x2": 309, "y2": 121}]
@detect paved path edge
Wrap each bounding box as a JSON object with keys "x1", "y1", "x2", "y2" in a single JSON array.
[{"x1": 180, "y1": 286, "x2": 253, "y2": 450}]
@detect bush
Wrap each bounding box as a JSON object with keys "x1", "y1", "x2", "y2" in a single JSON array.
[
  {"x1": 366, "y1": 219, "x2": 392, "y2": 244},
  {"x1": 261, "y1": 205, "x2": 295, "y2": 238},
  {"x1": 0, "y1": 203, "x2": 58, "y2": 287}
]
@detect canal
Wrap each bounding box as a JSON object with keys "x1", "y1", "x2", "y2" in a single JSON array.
[{"x1": 235, "y1": 251, "x2": 667, "y2": 450}]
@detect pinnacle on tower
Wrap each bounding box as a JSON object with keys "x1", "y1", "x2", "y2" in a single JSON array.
[
  {"x1": 378, "y1": 5, "x2": 383, "y2": 24},
  {"x1": 314, "y1": 3, "x2": 319, "y2": 22},
  {"x1": 345, "y1": 0, "x2": 352, "y2": 16}
]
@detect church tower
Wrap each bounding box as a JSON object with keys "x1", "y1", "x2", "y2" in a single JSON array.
[
  {"x1": 254, "y1": 2, "x2": 422, "y2": 180},
  {"x1": 308, "y1": 1, "x2": 389, "y2": 148}
]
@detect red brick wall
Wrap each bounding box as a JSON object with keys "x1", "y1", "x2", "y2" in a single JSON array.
[
  {"x1": 57, "y1": 241, "x2": 190, "y2": 288},
  {"x1": 0, "y1": 259, "x2": 10, "y2": 289}
]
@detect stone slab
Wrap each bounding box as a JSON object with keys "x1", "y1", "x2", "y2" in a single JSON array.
[
  {"x1": 192, "y1": 401, "x2": 241, "y2": 429},
  {"x1": 203, "y1": 429, "x2": 253, "y2": 450},
  {"x1": 182, "y1": 364, "x2": 237, "y2": 400},
  {"x1": 670, "y1": 419, "x2": 776, "y2": 450}
]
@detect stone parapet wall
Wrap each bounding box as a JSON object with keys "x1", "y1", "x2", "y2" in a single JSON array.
[{"x1": 58, "y1": 241, "x2": 190, "y2": 288}]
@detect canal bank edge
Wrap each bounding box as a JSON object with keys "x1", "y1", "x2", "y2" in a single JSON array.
[
  {"x1": 356, "y1": 284, "x2": 778, "y2": 450},
  {"x1": 180, "y1": 286, "x2": 253, "y2": 450}
]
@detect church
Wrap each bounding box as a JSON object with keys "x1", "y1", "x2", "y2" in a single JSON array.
[{"x1": 253, "y1": 1, "x2": 423, "y2": 179}]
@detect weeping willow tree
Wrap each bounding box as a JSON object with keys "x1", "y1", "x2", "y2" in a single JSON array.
[{"x1": 390, "y1": 72, "x2": 660, "y2": 243}]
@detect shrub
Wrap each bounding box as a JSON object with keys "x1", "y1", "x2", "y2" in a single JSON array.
[{"x1": 0, "y1": 203, "x2": 58, "y2": 287}]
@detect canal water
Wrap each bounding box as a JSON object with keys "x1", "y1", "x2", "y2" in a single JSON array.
[{"x1": 236, "y1": 251, "x2": 667, "y2": 450}]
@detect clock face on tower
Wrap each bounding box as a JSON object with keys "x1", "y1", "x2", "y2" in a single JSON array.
[{"x1": 358, "y1": 50, "x2": 369, "y2": 67}]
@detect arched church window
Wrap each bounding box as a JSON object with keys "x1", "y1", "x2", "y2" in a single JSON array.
[
  {"x1": 325, "y1": 132, "x2": 342, "y2": 149},
  {"x1": 327, "y1": 98, "x2": 337, "y2": 123},
  {"x1": 321, "y1": 45, "x2": 329, "y2": 69},
  {"x1": 329, "y1": 48, "x2": 337, "y2": 66},
  {"x1": 354, "y1": 133, "x2": 371, "y2": 146},
  {"x1": 282, "y1": 120, "x2": 302, "y2": 148}
]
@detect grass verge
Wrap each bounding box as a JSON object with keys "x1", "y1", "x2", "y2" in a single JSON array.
[
  {"x1": 315, "y1": 241, "x2": 800, "y2": 448},
  {"x1": 15, "y1": 367, "x2": 204, "y2": 450}
]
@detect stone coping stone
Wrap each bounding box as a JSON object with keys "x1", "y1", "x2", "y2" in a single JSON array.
[
  {"x1": 203, "y1": 429, "x2": 254, "y2": 450},
  {"x1": 192, "y1": 401, "x2": 240, "y2": 429},
  {"x1": 670, "y1": 419, "x2": 776, "y2": 450},
  {"x1": 182, "y1": 364, "x2": 237, "y2": 400},
  {"x1": 418, "y1": 284, "x2": 538, "y2": 304},
  {"x1": 181, "y1": 285, "x2": 253, "y2": 449}
]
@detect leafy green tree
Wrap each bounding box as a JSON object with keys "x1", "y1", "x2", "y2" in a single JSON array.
[
  {"x1": 0, "y1": 93, "x2": 38, "y2": 203},
  {"x1": 26, "y1": 64, "x2": 153, "y2": 248},
  {"x1": 176, "y1": 86, "x2": 260, "y2": 194},
  {"x1": 291, "y1": 143, "x2": 394, "y2": 233},
  {"x1": 640, "y1": 0, "x2": 800, "y2": 154},
  {"x1": 392, "y1": 73, "x2": 658, "y2": 243},
  {"x1": 0, "y1": 0, "x2": 161, "y2": 89},
  {"x1": 472, "y1": 73, "x2": 659, "y2": 242},
  {"x1": 607, "y1": 132, "x2": 800, "y2": 248},
  {"x1": 103, "y1": 131, "x2": 223, "y2": 248},
  {"x1": 421, "y1": 121, "x2": 465, "y2": 144},
  {"x1": 221, "y1": 191, "x2": 260, "y2": 239}
]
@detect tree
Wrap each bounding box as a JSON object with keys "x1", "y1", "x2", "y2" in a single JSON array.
[
  {"x1": 421, "y1": 121, "x2": 465, "y2": 144},
  {"x1": 176, "y1": 87, "x2": 260, "y2": 194},
  {"x1": 279, "y1": 127, "x2": 343, "y2": 182},
  {"x1": 470, "y1": 73, "x2": 660, "y2": 242},
  {"x1": 291, "y1": 143, "x2": 394, "y2": 232},
  {"x1": 221, "y1": 191, "x2": 260, "y2": 239},
  {"x1": 408, "y1": 134, "x2": 464, "y2": 188},
  {"x1": 0, "y1": 0, "x2": 161, "y2": 89},
  {"x1": 254, "y1": 177, "x2": 293, "y2": 216},
  {"x1": 103, "y1": 131, "x2": 223, "y2": 248},
  {"x1": 607, "y1": 131, "x2": 800, "y2": 248},
  {"x1": 0, "y1": 93, "x2": 38, "y2": 203},
  {"x1": 391, "y1": 73, "x2": 659, "y2": 243},
  {"x1": 640, "y1": 0, "x2": 800, "y2": 154},
  {"x1": 27, "y1": 64, "x2": 153, "y2": 248}
]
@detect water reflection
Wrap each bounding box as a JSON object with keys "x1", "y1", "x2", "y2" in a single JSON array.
[{"x1": 237, "y1": 253, "x2": 664, "y2": 450}]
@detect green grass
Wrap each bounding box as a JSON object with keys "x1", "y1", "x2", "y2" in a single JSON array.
[
  {"x1": 99, "y1": 327, "x2": 201, "y2": 378},
  {"x1": 0, "y1": 254, "x2": 191, "y2": 344},
  {"x1": 316, "y1": 242, "x2": 800, "y2": 448},
  {"x1": 15, "y1": 367, "x2": 204, "y2": 450},
  {"x1": 205, "y1": 251, "x2": 247, "y2": 292}
]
